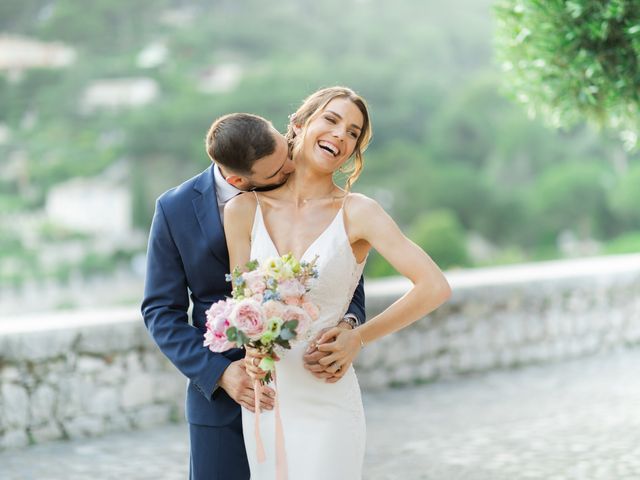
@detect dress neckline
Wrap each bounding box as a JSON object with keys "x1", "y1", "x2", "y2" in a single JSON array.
[{"x1": 254, "y1": 202, "x2": 344, "y2": 262}]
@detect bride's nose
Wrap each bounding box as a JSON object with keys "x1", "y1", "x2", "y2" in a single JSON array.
[{"x1": 331, "y1": 127, "x2": 346, "y2": 142}]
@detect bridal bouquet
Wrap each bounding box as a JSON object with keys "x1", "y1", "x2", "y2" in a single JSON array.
[{"x1": 204, "y1": 253, "x2": 320, "y2": 383}]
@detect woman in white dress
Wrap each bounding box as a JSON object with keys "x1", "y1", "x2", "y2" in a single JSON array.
[{"x1": 224, "y1": 86, "x2": 451, "y2": 479}]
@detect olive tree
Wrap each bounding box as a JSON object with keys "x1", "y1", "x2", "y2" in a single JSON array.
[{"x1": 494, "y1": 0, "x2": 640, "y2": 149}]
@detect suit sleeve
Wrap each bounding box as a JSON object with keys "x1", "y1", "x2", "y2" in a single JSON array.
[
  {"x1": 345, "y1": 275, "x2": 366, "y2": 325},
  {"x1": 141, "y1": 199, "x2": 232, "y2": 401}
]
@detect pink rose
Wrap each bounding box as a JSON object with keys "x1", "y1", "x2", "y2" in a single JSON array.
[
  {"x1": 282, "y1": 305, "x2": 312, "y2": 336},
  {"x1": 229, "y1": 299, "x2": 266, "y2": 339},
  {"x1": 204, "y1": 329, "x2": 235, "y2": 352},
  {"x1": 242, "y1": 270, "x2": 266, "y2": 295},
  {"x1": 302, "y1": 301, "x2": 320, "y2": 321},
  {"x1": 263, "y1": 300, "x2": 285, "y2": 320},
  {"x1": 277, "y1": 279, "x2": 306, "y2": 305},
  {"x1": 205, "y1": 298, "x2": 235, "y2": 332}
]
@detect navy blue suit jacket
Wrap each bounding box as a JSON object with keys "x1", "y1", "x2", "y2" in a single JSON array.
[{"x1": 141, "y1": 165, "x2": 366, "y2": 427}]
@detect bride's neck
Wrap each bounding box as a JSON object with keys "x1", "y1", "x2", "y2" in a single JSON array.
[{"x1": 285, "y1": 168, "x2": 338, "y2": 206}]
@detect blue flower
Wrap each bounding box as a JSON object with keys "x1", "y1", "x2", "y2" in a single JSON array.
[{"x1": 263, "y1": 290, "x2": 281, "y2": 302}]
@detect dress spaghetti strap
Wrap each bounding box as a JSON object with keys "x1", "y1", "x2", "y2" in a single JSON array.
[{"x1": 252, "y1": 190, "x2": 262, "y2": 208}]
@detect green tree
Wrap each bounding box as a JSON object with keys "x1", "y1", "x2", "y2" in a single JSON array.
[
  {"x1": 528, "y1": 161, "x2": 614, "y2": 243},
  {"x1": 409, "y1": 209, "x2": 471, "y2": 270},
  {"x1": 609, "y1": 164, "x2": 640, "y2": 228},
  {"x1": 494, "y1": 0, "x2": 640, "y2": 149}
]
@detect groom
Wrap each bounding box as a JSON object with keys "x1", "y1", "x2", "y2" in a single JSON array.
[{"x1": 141, "y1": 113, "x2": 365, "y2": 480}]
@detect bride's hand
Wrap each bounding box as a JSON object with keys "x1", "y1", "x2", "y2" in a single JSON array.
[{"x1": 315, "y1": 327, "x2": 363, "y2": 383}]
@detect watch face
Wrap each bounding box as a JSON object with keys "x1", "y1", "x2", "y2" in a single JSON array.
[{"x1": 345, "y1": 316, "x2": 358, "y2": 328}]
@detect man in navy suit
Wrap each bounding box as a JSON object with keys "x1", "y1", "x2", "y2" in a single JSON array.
[{"x1": 141, "y1": 113, "x2": 366, "y2": 480}]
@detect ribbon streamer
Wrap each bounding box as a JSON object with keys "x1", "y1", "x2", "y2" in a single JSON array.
[
  {"x1": 254, "y1": 379, "x2": 266, "y2": 463},
  {"x1": 253, "y1": 369, "x2": 288, "y2": 479},
  {"x1": 273, "y1": 369, "x2": 288, "y2": 480}
]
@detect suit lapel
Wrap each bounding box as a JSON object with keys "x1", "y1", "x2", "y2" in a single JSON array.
[{"x1": 193, "y1": 165, "x2": 229, "y2": 267}]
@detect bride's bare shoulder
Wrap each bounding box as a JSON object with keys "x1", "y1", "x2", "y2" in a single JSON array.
[
  {"x1": 225, "y1": 191, "x2": 257, "y2": 214},
  {"x1": 224, "y1": 192, "x2": 257, "y2": 230},
  {"x1": 343, "y1": 193, "x2": 391, "y2": 239},
  {"x1": 344, "y1": 192, "x2": 385, "y2": 217}
]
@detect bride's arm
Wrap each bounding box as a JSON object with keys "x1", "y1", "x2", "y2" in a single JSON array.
[
  {"x1": 223, "y1": 194, "x2": 268, "y2": 380},
  {"x1": 223, "y1": 193, "x2": 255, "y2": 272},
  {"x1": 317, "y1": 194, "x2": 451, "y2": 371}
]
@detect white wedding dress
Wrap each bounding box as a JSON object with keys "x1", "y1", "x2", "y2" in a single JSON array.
[{"x1": 242, "y1": 199, "x2": 366, "y2": 479}]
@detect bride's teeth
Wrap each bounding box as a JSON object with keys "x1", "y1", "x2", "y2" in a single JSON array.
[{"x1": 319, "y1": 141, "x2": 338, "y2": 156}]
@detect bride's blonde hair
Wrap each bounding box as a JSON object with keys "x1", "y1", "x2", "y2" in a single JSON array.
[{"x1": 286, "y1": 86, "x2": 372, "y2": 191}]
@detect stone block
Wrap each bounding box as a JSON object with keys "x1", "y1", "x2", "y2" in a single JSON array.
[
  {"x1": 65, "y1": 415, "x2": 105, "y2": 439},
  {"x1": 1, "y1": 383, "x2": 29, "y2": 428},
  {"x1": 130, "y1": 404, "x2": 171, "y2": 429},
  {"x1": 30, "y1": 421, "x2": 63, "y2": 444},
  {"x1": 0, "y1": 429, "x2": 29, "y2": 449},
  {"x1": 152, "y1": 373, "x2": 184, "y2": 403},
  {"x1": 76, "y1": 322, "x2": 146, "y2": 355},
  {"x1": 125, "y1": 351, "x2": 143, "y2": 374},
  {"x1": 354, "y1": 340, "x2": 382, "y2": 371},
  {"x1": 0, "y1": 329, "x2": 78, "y2": 363},
  {"x1": 417, "y1": 361, "x2": 437, "y2": 382},
  {"x1": 0, "y1": 366, "x2": 20, "y2": 383},
  {"x1": 55, "y1": 376, "x2": 92, "y2": 419},
  {"x1": 121, "y1": 374, "x2": 155, "y2": 410},
  {"x1": 356, "y1": 371, "x2": 391, "y2": 390},
  {"x1": 389, "y1": 364, "x2": 414, "y2": 386},
  {"x1": 103, "y1": 414, "x2": 132, "y2": 433},
  {"x1": 29, "y1": 384, "x2": 57, "y2": 425},
  {"x1": 87, "y1": 388, "x2": 120, "y2": 416},
  {"x1": 98, "y1": 363, "x2": 125, "y2": 385},
  {"x1": 76, "y1": 356, "x2": 106, "y2": 374}
]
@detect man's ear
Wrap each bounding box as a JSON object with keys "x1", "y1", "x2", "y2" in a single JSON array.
[{"x1": 225, "y1": 174, "x2": 247, "y2": 189}]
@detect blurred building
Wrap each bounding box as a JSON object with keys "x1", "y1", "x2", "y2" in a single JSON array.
[
  {"x1": 45, "y1": 162, "x2": 132, "y2": 236},
  {"x1": 80, "y1": 78, "x2": 159, "y2": 113},
  {"x1": 197, "y1": 64, "x2": 242, "y2": 93},
  {"x1": 0, "y1": 35, "x2": 76, "y2": 72}
]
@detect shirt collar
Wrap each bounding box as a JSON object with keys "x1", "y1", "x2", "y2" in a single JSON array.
[{"x1": 213, "y1": 163, "x2": 243, "y2": 204}]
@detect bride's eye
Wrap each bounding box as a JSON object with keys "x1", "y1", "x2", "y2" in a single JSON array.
[{"x1": 324, "y1": 116, "x2": 336, "y2": 124}]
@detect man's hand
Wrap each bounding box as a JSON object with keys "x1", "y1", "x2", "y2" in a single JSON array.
[
  {"x1": 303, "y1": 321, "x2": 354, "y2": 383},
  {"x1": 244, "y1": 346, "x2": 279, "y2": 382},
  {"x1": 218, "y1": 360, "x2": 275, "y2": 412}
]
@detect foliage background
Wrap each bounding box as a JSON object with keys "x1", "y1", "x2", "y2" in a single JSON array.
[{"x1": 1, "y1": 0, "x2": 639, "y2": 297}]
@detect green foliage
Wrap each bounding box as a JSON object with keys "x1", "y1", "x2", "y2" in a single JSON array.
[
  {"x1": 35, "y1": 0, "x2": 170, "y2": 53},
  {"x1": 409, "y1": 209, "x2": 471, "y2": 270},
  {"x1": 3, "y1": 0, "x2": 640, "y2": 285},
  {"x1": 494, "y1": 0, "x2": 640, "y2": 149},
  {"x1": 609, "y1": 164, "x2": 640, "y2": 227},
  {"x1": 528, "y1": 161, "x2": 613, "y2": 242},
  {"x1": 604, "y1": 231, "x2": 640, "y2": 254}
]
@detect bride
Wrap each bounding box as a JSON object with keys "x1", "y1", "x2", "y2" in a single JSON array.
[{"x1": 224, "y1": 86, "x2": 451, "y2": 479}]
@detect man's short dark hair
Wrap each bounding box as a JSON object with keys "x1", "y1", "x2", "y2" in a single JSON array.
[{"x1": 205, "y1": 113, "x2": 276, "y2": 175}]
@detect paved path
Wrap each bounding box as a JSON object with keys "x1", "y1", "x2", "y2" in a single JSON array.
[{"x1": 2, "y1": 349, "x2": 640, "y2": 479}]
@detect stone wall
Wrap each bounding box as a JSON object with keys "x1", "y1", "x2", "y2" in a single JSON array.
[
  {"x1": 0, "y1": 309, "x2": 184, "y2": 450},
  {"x1": 1, "y1": 254, "x2": 640, "y2": 450},
  {"x1": 355, "y1": 254, "x2": 640, "y2": 388}
]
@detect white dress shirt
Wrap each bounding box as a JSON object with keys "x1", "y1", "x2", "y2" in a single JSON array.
[{"x1": 213, "y1": 163, "x2": 242, "y2": 223}]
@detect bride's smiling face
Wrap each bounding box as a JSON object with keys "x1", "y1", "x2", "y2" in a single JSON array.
[{"x1": 295, "y1": 97, "x2": 364, "y2": 174}]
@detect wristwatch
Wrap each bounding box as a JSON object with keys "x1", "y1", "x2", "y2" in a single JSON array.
[{"x1": 340, "y1": 313, "x2": 359, "y2": 329}]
